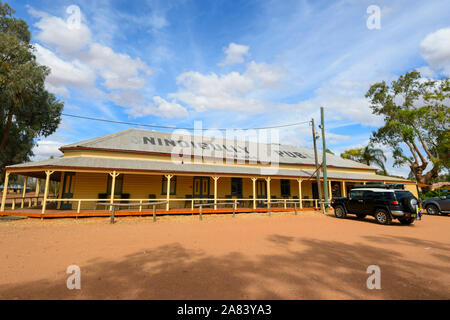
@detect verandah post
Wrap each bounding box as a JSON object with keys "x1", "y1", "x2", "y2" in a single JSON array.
[
  {"x1": 21, "y1": 176, "x2": 28, "y2": 208},
  {"x1": 251, "y1": 177, "x2": 257, "y2": 209},
  {"x1": 297, "y1": 179, "x2": 303, "y2": 209},
  {"x1": 165, "y1": 174, "x2": 173, "y2": 211},
  {"x1": 266, "y1": 177, "x2": 271, "y2": 215},
  {"x1": 0, "y1": 171, "x2": 10, "y2": 212},
  {"x1": 109, "y1": 171, "x2": 119, "y2": 212},
  {"x1": 41, "y1": 170, "x2": 54, "y2": 215},
  {"x1": 328, "y1": 180, "x2": 332, "y2": 200},
  {"x1": 35, "y1": 178, "x2": 40, "y2": 206},
  {"x1": 213, "y1": 176, "x2": 219, "y2": 210}
]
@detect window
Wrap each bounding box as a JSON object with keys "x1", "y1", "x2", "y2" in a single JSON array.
[
  {"x1": 280, "y1": 179, "x2": 291, "y2": 197},
  {"x1": 107, "y1": 174, "x2": 123, "y2": 195},
  {"x1": 349, "y1": 190, "x2": 364, "y2": 200},
  {"x1": 162, "y1": 176, "x2": 177, "y2": 195},
  {"x1": 394, "y1": 191, "x2": 414, "y2": 200},
  {"x1": 231, "y1": 178, "x2": 243, "y2": 197}
]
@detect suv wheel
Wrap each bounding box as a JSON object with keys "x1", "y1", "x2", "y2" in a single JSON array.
[
  {"x1": 334, "y1": 205, "x2": 346, "y2": 218},
  {"x1": 426, "y1": 204, "x2": 439, "y2": 215},
  {"x1": 374, "y1": 209, "x2": 391, "y2": 225}
]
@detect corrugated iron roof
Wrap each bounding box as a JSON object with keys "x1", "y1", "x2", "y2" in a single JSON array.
[
  {"x1": 6, "y1": 156, "x2": 408, "y2": 182},
  {"x1": 60, "y1": 129, "x2": 376, "y2": 170}
]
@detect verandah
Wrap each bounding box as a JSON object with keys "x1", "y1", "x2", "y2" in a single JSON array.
[{"x1": 0, "y1": 169, "x2": 359, "y2": 215}]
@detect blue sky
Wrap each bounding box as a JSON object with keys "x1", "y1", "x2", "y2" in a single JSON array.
[{"x1": 8, "y1": 0, "x2": 450, "y2": 177}]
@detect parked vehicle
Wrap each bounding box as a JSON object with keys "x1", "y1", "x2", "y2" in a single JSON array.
[
  {"x1": 331, "y1": 186, "x2": 421, "y2": 225},
  {"x1": 423, "y1": 195, "x2": 450, "y2": 215}
]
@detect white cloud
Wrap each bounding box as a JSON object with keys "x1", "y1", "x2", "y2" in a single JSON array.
[
  {"x1": 30, "y1": 7, "x2": 92, "y2": 55},
  {"x1": 170, "y1": 61, "x2": 285, "y2": 113},
  {"x1": 84, "y1": 43, "x2": 152, "y2": 90},
  {"x1": 31, "y1": 140, "x2": 64, "y2": 161},
  {"x1": 420, "y1": 27, "x2": 450, "y2": 76},
  {"x1": 34, "y1": 44, "x2": 96, "y2": 97},
  {"x1": 218, "y1": 43, "x2": 250, "y2": 66},
  {"x1": 28, "y1": 7, "x2": 186, "y2": 118},
  {"x1": 151, "y1": 96, "x2": 188, "y2": 118},
  {"x1": 124, "y1": 96, "x2": 188, "y2": 118}
]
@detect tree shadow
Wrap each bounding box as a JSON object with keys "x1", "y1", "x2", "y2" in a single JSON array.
[{"x1": 1, "y1": 236, "x2": 449, "y2": 299}]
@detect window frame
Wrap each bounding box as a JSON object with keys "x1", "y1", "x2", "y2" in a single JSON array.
[
  {"x1": 161, "y1": 176, "x2": 177, "y2": 195},
  {"x1": 106, "y1": 174, "x2": 123, "y2": 196}
]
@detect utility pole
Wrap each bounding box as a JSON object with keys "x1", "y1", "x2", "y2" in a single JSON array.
[
  {"x1": 320, "y1": 106, "x2": 329, "y2": 212},
  {"x1": 311, "y1": 118, "x2": 324, "y2": 213}
]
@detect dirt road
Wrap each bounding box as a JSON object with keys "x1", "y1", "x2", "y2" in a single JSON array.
[{"x1": 0, "y1": 211, "x2": 448, "y2": 299}]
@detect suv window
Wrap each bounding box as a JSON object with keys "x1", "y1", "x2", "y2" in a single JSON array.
[
  {"x1": 394, "y1": 191, "x2": 414, "y2": 200},
  {"x1": 364, "y1": 191, "x2": 382, "y2": 200},
  {"x1": 349, "y1": 190, "x2": 364, "y2": 199}
]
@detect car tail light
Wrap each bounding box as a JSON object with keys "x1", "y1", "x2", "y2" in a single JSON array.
[{"x1": 390, "y1": 200, "x2": 399, "y2": 205}]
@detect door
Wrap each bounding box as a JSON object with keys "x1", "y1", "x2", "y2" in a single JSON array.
[
  {"x1": 440, "y1": 195, "x2": 450, "y2": 211},
  {"x1": 60, "y1": 172, "x2": 75, "y2": 210},
  {"x1": 331, "y1": 181, "x2": 341, "y2": 197},
  {"x1": 312, "y1": 182, "x2": 319, "y2": 200},
  {"x1": 347, "y1": 189, "x2": 364, "y2": 213},
  {"x1": 256, "y1": 180, "x2": 267, "y2": 207},
  {"x1": 193, "y1": 176, "x2": 210, "y2": 203}
]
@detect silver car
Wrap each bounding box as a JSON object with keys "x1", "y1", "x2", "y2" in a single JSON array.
[{"x1": 423, "y1": 194, "x2": 450, "y2": 215}]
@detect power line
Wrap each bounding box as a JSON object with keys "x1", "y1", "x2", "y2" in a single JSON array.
[{"x1": 61, "y1": 113, "x2": 311, "y2": 131}]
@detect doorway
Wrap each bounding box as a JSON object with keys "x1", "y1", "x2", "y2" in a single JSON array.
[
  {"x1": 256, "y1": 180, "x2": 267, "y2": 207},
  {"x1": 193, "y1": 176, "x2": 210, "y2": 203},
  {"x1": 60, "y1": 172, "x2": 75, "y2": 210}
]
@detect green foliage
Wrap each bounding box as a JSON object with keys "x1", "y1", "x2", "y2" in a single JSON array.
[
  {"x1": 420, "y1": 188, "x2": 449, "y2": 200},
  {"x1": 0, "y1": 1, "x2": 63, "y2": 183},
  {"x1": 340, "y1": 145, "x2": 387, "y2": 175},
  {"x1": 365, "y1": 70, "x2": 450, "y2": 186}
]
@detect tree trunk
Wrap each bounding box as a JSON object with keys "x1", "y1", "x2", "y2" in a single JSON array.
[{"x1": 411, "y1": 163, "x2": 439, "y2": 192}]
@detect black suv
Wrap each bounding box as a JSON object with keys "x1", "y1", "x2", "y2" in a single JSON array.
[{"x1": 331, "y1": 186, "x2": 421, "y2": 225}]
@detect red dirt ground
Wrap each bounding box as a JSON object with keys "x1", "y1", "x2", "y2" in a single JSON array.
[{"x1": 0, "y1": 211, "x2": 449, "y2": 299}]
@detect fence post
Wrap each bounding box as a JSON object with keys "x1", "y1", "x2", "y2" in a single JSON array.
[
  {"x1": 294, "y1": 202, "x2": 297, "y2": 215},
  {"x1": 233, "y1": 202, "x2": 236, "y2": 218},
  {"x1": 110, "y1": 205, "x2": 115, "y2": 224},
  {"x1": 77, "y1": 200, "x2": 81, "y2": 213},
  {"x1": 268, "y1": 201, "x2": 271, "y2": 216},
  {"x1": 284, "y1": 199, "x2": 287, "y2": 209},
  {"x1": 12, "y1": 198, "x2": 15, "y2": 210},
  {"x1": 139, "y1": 200, "x2": 142, "y2": 212},
  {"x1": 153, "y1": 204, "x2": 156, "y2": 222},
  {"x1": 199, "y1": 205, "x2": 202, "y2": 221}
]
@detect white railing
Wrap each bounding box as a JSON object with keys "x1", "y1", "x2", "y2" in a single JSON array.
[{"x1": 3, "y1": 197, "x2": 323, "y2": 214}]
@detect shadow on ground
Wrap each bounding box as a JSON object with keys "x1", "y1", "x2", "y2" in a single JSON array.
[{"x1": 1, "y1": 235, "x2": 449, "y2": 299}]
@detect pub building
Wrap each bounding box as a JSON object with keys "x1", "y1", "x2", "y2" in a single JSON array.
[{"x1": 0, "y1": 129, "x2": 418, "y2": 217}]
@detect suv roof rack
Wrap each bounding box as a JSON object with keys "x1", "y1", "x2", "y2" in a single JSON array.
[{"x1": 351, "y1": 183, "x2": 405, "y2": 190}]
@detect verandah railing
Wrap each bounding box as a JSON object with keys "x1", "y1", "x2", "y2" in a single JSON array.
[{"x1": 3, "y1": 197, "x2": 322, "y2": 214}]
